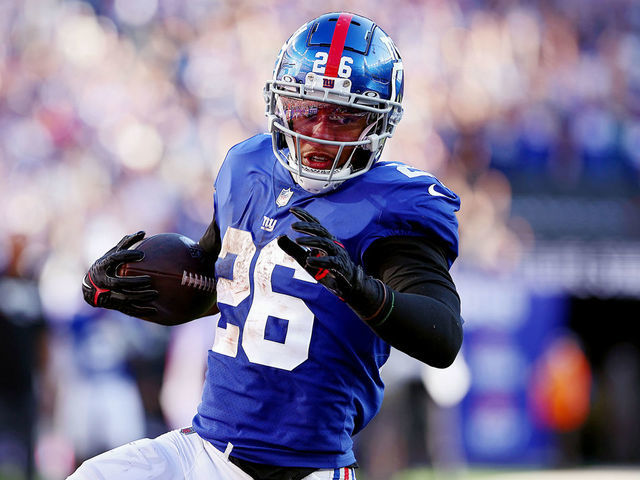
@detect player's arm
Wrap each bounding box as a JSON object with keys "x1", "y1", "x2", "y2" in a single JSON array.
[
  {"x1": 278, "y1": 207, "x2": 462, "y2": 368},
  {"x1": 196, "y1": 213, "x2": 221, "y2": 317},
  {"x1": 362, "y1": 235, "x2": 462, "y2": 368}
]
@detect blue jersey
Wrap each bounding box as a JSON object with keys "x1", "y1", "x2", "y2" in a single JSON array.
[{"x1": 192, "y1": 134, "x2": 460, "y2": 468}]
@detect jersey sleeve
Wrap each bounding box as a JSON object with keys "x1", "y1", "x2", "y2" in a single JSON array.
[{"x1": 355, "y1": 163, "x2": 461, "y2": 268}]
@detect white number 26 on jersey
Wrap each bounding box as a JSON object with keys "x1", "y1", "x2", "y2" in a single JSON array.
[{"x1": 213, "y1": 227, "x2": 317, "y2": 371}]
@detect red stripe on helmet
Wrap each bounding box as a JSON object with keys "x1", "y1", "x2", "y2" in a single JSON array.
[{"x1": 324, "y1": 13, "x2": 353, "y2": 78}]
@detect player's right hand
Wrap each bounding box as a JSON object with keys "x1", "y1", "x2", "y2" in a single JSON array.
[{"x1": 82, "y1": 231, "x2": 158, "y2": 317}]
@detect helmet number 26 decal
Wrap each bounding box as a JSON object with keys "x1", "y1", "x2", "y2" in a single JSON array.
[{"x1": 312, "y1": 52, "x2": 353, "y2": 78}]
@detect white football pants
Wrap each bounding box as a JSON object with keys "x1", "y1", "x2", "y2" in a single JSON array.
[{"x1": 67, "y1": 428, "x2": 357, "y2": 480}]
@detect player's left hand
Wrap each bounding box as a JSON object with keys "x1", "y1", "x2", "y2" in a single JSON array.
[
  {"x1": 277, "y1": 207, "x2": 359, "y2": 300},
  {"x1": 278, "y1": 207, "x2": 391, "y2": 324}
]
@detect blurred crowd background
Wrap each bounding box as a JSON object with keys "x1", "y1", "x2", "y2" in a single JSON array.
[{"x1": 1, "y1": 0, "x2": 639, "y2": 479}]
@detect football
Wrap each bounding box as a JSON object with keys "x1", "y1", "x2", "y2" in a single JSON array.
[{"x1": 117, "y1": 233, "x2": 217, "y2": 326}]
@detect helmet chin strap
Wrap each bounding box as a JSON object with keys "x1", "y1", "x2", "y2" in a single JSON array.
[{"x1": 294, "y1": 174, "x2": 345, "y2": 194}]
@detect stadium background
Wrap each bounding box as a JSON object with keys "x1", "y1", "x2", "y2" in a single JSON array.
[{"x1": 1, "y1": 0, "x2": 639, "y2": 478}]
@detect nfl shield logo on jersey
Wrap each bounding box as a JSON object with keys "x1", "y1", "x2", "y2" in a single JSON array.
[{"x1": 276, "y1": 188, "x2": 293, "y2": 207}]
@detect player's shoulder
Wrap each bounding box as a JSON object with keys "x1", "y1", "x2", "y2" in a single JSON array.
[
  {"x1": 366, "y1": 160, "x2": 450, "y2": 187},
  {"x1": 216, "y1": 133, "x2": 273, "y2": 185},
  {"x1": 226, "y1": 133, "x2": 272, "y2": 158},
  {"x1": 340, "y1": 160, "x2": 461, "y2": 264},
  {"x1": 222, "y1": 133, "x2": 273, "y2": 171},
  {"x1": 357, "y1": 161, "x2": 460, "y2": 210}
]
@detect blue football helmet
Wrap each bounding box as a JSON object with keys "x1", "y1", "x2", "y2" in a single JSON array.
[{"x1": 264, "y1": 12, "x2": 404, "y2": 193}]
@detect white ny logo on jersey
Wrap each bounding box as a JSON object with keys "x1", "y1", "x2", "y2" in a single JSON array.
[{"x1": 261, "y1": 216, "x2": 277, "y2": 232}]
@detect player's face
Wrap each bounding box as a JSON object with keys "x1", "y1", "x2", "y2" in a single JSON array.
[{"x1": 281, "y1": 98, "x2": 370, "y2": 170}]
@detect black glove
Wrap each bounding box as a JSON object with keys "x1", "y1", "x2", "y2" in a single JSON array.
[
  {"x1": 277, "y1": 207, "x2": 392, "y2": 324},
  {"x1": 82, "y1": 231, "x2": 158, "y2": 318}
]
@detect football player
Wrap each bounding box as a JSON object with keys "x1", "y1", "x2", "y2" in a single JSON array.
[{"x1": 73, "y1": 12, "x2": 463, "y2": 480}]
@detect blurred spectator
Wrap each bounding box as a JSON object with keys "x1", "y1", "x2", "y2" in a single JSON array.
[
  {"x1": 54, "y1": 308, "x2": 152, "y2": 464},
  {"x1": 159, "y1": 315, "x2": 219, "y2": 430},
  {"x1": 0, "y1": 235, "x2": 47, "y2": 480}
]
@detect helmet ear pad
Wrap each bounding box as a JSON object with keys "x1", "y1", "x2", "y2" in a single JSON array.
[
  {"x1": 350, "y1": 148, "x2": 367, "y2": 171},
  {"x1": 276, "y1": 131, "x2": 287, "y2": 150}
]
